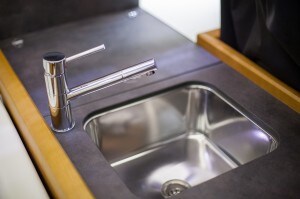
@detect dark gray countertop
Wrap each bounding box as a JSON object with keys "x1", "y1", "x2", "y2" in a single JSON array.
[{"x1": 1, "y1": 8, "x2": 299, "y2": 199}]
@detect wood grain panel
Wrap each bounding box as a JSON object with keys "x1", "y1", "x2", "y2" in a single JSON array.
[
  {"x1": 197, "y1": 29, "x2": 300, "y2": 113},
  {"x1": 0, "y1": 51, "x2": 94, "y2": 199}
]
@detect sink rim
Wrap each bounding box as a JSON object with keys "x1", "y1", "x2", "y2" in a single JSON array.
[{"x1": 82, "y1": 82, "x2": 280, "y2": 198}]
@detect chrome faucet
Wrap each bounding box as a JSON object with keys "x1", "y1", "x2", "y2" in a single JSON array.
[{"x1": 43, "y1": 44, "x2": 157, "y2": 132}]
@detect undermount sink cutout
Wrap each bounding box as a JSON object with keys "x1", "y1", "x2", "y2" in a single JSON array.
[{"x1": 84, "y1": 84, "x2": 278, "y2": 199}]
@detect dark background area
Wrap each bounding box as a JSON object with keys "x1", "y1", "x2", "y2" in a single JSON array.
[
  {"x1": 220, "y1": 0, "x2": 300, "y2": 91},
  {"x1": 0, "y1": 0, "x2": 138, "y2": 40}
]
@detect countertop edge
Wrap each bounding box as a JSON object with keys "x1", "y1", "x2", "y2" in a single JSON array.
[
  {"x1": 197, "y1": 29, "x2": 300, "y2": 113},
  {"x1": 0, "y1": 101, "x2": 49, "y2": 199}
]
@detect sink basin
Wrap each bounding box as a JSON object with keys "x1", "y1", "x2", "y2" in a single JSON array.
[{"x1": 84, "y1": 84, "x2": 278, "y2": 199}]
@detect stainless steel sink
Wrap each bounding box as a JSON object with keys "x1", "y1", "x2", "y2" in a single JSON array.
[{"x1": 84, "y1": 84, "x2": 278, "y2": 199}]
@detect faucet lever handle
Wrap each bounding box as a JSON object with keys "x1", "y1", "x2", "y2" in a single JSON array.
[{"x1": 65, "y1": 44, "x2": 105, "y2": 63}]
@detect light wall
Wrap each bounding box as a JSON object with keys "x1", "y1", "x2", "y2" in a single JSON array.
[{"x1": 140, "y1": 0, "x2": 220, "y2": 42}]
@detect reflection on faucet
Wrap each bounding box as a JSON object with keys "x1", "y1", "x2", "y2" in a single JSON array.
[{"x1": 43, "y1": 44, "x2": 157, "y2": 132}]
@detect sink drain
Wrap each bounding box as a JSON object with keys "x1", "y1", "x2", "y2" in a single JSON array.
[{"x1": 161, "y1": 179, "x2": 191, "y2": 198}]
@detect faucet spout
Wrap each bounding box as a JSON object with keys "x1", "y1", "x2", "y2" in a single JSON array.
[
  {"x1": 43, "y1": 45, "x2": 157, "y2": 132},
  {"x1": 67, "y1": 59, "x2": 156, "y2": 100}
]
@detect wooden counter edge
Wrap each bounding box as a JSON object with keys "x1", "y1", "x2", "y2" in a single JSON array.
[
  {"x1": 197, "y1": 29, "x2": 300, "y2": 113},
  {"x1": 0, "y1": 51, "x2": 94, "y2": 199}
]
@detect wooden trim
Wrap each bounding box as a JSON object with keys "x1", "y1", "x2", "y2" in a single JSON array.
[
  {"x1": 197, "y1": 29, "x2": 300, "y2": 113},
  {"x1": 0, "y1": 51, "x2": 94, "y2": 199}
]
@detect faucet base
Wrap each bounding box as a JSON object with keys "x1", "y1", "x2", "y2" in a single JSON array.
[
  {"x1": 50, "y1": 121, "x2": 75, "y2": 133},
  {"x1": 49, "y1": 103, "x2": 75, "y2": 133}
]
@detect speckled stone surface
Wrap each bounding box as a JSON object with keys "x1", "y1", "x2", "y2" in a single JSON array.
[
  {"x1": 1, "y1": 8, "x2": 300, "y2": 199},
  {"x1": 0, "y1": 8, "x2": 219, "y2": 117}
]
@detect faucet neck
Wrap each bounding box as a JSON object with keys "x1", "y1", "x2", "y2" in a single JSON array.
[{"x1": 43, "y1": 53, "x2": 74, "y2": 132}]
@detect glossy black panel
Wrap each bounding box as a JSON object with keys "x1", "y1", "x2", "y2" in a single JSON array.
[{"x1": 0, "y1": 0, "x2": 138, "y2": 40}]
